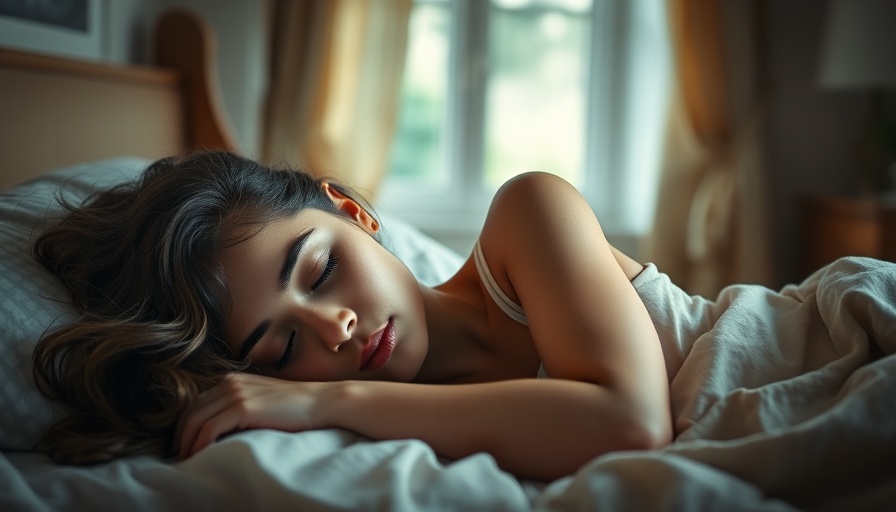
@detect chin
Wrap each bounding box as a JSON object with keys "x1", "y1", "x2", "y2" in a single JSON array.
[{"x1": 383, "y1": 329, "x2": 426, "y2": 383}]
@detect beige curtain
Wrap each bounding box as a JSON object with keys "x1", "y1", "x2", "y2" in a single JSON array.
[
  {"x1": 643, "y1": 0, "x2": 774, "y2": 296},
  {"x1": 262, "y1": 0, "x2": 412, "y2": 198}
]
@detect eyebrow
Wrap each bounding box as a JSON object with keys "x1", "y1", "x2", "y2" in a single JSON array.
[
  {"x1": 237, "y1": 229, "x2": 313, "y2": 360},
  {"x1": 238, "y1": 320, "x2": 270, "y2": 360}
]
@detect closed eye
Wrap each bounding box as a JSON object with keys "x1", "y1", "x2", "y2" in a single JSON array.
[
  {"x1": 275, "y1": 331, "x2": 296, "y2": 371},
  {"x1": 312, "y1": 253, "x2": 339, "y2": 291}
]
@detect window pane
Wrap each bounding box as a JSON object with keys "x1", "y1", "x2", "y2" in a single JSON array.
[
  {"x1": 387, "y1": 1, "x2": 451, "y2": 184},
  {"x1": 483, "y1": 1, "x2": 591, "y2": 188},
  {"x1": 492, "y1": 0, "x2": 590, "y2": 12}
]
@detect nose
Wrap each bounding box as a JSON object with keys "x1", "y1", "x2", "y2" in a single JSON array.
[{"x1": 298, "y1": 303, "x2": 357, "y2": 353}]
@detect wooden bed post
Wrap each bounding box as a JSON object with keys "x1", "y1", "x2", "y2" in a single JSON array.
[{"x1": 154, "y1": 9, "x2": 240, "y2": 153}]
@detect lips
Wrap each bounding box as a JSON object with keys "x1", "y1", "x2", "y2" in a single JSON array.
[{"x1": 359, "y1": 318, "x2": 396, "y2": 372}]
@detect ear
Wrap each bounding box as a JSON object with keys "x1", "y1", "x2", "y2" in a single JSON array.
[{"x1": 322, "y1": 182, "x2": 380, "y2": 234}]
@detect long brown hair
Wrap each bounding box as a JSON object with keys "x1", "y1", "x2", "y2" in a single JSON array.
[{"x1": 32, "y1": 151, "x2": 364, "y2": 464}]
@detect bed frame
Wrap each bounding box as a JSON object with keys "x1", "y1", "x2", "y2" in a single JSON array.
[{"x1": 0, "y1": 9, "x2": 238, "y2": 191}]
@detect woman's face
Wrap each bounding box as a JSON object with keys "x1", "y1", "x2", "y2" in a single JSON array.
[{"x1": 218, "y1": 206, "x2": 429, "y2": 383}]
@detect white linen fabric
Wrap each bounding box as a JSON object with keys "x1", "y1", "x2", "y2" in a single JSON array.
[
  {"x1": 379, "y1": 216, "x2": 465, "y2": 287},
  {"x1": 625, "y1": 257, "x2": 896, "y2": 510},
  {"x1": 1, "y1": 158, "x2": 894, "y2": 511}
]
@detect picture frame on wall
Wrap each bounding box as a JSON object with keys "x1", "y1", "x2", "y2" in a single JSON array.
[{"x1": 0, "y1": 0, "x2": 104, "y2": 61}]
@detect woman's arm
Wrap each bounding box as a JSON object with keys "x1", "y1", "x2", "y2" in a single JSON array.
[
  {"x1": 355, "y1": 174, "x2": 673, "y2": 479},
  {"x1": 176, "y1": 374, "x2": 663, "y2": 481},
  {"x1": 177, "y1": 173, "x2": 671, "y2": 480},
  {"x1": 323, "y1": 377, "x2": 665, "y2": 481},
  {"x1": 477, "y1": 172, "x2": 671, "y2": 440}
]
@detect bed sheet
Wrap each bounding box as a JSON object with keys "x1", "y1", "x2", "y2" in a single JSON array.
[
  {"x1": 4, "y1": 358, "x2": 894, "y2": 511},
  {"x1": 3, "y1": 254, "x2": 895, "y2": 511}
]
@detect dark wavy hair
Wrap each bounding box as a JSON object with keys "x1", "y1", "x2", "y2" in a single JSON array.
[{"x1": 32, "y1": 150, "x2": 369, "y2": 464}]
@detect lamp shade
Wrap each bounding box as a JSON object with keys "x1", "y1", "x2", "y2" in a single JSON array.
[{"x1": 818, "y1": 0, "x2": 896, "y2": 89}]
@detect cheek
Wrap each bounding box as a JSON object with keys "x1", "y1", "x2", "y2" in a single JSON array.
[
  {"x1": 347, "y1": 242, "x2": 416, "y2": 300},
  {"x1": 379, "y1": 256, "x2": 429, "y2": 379},
  {"x1": 372, "y1": 252, "x2": 423, "y2": 309}
]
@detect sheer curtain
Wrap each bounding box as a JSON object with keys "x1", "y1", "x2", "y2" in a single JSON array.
[
  {"x1": 262, "y1": 0, "x2": 411, "y2": 198},
  {"x1": 643, "y1": 0, "x2": 774, "y2": 296}
]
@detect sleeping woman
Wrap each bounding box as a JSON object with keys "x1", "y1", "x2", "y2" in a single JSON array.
[{"x1": 38, "y1": 150, "x2": 887, "y2": 483}]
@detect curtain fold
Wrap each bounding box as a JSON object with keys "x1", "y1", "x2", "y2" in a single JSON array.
[
  {"x1": 262, "y1": 0, "x2": 411, "y2": 198},
  {"x1": 643, "y1": 0, "x2": 774, "y2": 296}
]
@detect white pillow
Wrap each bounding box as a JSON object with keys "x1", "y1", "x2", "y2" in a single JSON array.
[
  {"x1": 379, "y1": 217, "x2": 465, "y2": 287},
  {"x1": 0, "y1": 158, "x2": 151, "y2": 451},
  {"x1": 0, "y1": 157, "x2": 464, "y2": 451}
]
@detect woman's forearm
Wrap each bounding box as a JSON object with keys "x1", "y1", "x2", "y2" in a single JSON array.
[{"x1": 318, "y1": 378, "x2": 670, "y2": 481}]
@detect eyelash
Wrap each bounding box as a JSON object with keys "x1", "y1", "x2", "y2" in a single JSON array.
[
  {"x1": 311, "y1": 253, "x2": 339, "y2": 291},
  {"x1": 276, "y1": 253, "x2": 338, "y2": 371},
  {"x1": 275, "y1": 331, "x2": 295, "y2": 371}
]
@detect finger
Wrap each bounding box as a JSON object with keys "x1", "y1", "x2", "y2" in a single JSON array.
[
  {"x1": 174, "y1": 374, "x2": 248, "y2": 455},
  {"x1": 177, "y1": 388, "x2": 243, "y2": 458},
  {"x1": 188, "y1": 402, "x2": 253, "y2": 457},
  {"x1": 174, "y1": 386, "x2": 225, "y2": 452}
]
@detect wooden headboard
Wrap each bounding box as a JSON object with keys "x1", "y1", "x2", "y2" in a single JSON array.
[{"x1": 0, "y1": 9, "x2": 239, "y2": 191}]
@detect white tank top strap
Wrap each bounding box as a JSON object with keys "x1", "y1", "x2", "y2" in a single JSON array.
[{"x1": 473, "y1": 239, "x2": 528, "y2": 326}]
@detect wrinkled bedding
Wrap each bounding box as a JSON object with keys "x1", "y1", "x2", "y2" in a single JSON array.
[{"x1": 2, "y1": 253, "x2": 894, "y2": 511}]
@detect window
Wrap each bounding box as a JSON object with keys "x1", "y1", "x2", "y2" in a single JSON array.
[
  {"x1": 386, "y1": 0, "x2": 451, "y2": 187},
  {"x1": 378, "y1": 0, "x2": 670, "y2": 254}
]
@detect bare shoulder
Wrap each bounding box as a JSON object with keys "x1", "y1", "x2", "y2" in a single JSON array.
[
  {"x1": 480, "y1": 172, "x2": 574, "y2": 251},
  {"x1": 490, "y1": 171, "x2": 573, "y2": 217},
  {"x1": 480, "y1": 172, "x2": 643, "y2": 281},
  {"x1": 476, "y1": 172, "x2": 661, "y2": 385},
  {"x1": 473, "y1": 173, "x2": 671, "y2": 438},
  {"x1": 475, "y1": 173, "x2": 569, "y2": 298}
]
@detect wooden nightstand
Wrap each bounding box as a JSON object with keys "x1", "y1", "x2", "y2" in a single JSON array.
[{"x1": 801, "y1": 196, "x2": 896, "y2": 277}]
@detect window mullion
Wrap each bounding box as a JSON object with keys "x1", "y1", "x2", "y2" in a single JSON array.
[
  {"x1": 454, "y1": 0, "x2": 489, "y2": 213},
  {"x1": 584, "y1": 0, "x2": 625, "y2": 228}
]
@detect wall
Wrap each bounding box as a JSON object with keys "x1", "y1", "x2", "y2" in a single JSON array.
[
  {"x1": 0, "y1": 0, "x2": 269, "y2": 156},
  {"x1": 2, "y1": 0, "x2": 874, "y2": 277},
  {"x1": 764, "y1": 0, "x2": 871, "y2": 285},
  {"x1": 105, "y1": 0, "x2": 269, "y2": 156}
]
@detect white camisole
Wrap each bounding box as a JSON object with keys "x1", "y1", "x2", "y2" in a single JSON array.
[
  {"x1": 473, "y1": 240, "x2": 549, "y2": 378},
  {"x1": 472, "y1": 240, "x2": 528, "y2": 325}
]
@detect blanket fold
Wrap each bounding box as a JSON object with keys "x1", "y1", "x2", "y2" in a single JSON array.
[{"x1": 3, "y1": 257, "x2": 894, "y2": 511}]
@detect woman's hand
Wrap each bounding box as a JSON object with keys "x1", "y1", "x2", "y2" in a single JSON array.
[{"x1": 175, "y1": 373, "x2": 332, "y2": 458}]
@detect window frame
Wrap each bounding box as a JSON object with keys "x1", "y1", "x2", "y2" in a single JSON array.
[{"x1": 377, "y1": 0, "x2": 664, "y2": 248}]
